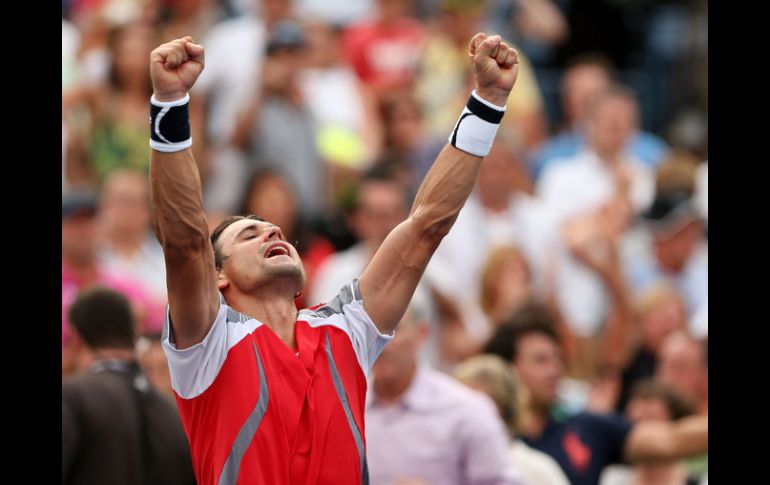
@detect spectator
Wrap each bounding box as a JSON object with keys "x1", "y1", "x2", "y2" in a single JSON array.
[
  {"x1": 376, "y1": 89, "x2": 445, "y2": 198},
  {"x1": 62, "y1": 288, "x2": 195, "y2": 485},
  {"x1": 341, "y1": 0, "x2": 425, "y2": 97},
  {"x1": 298, "y1": 20, "x2": 381, "y2": 170},
  {"x1": 656, "y1": 332, "x2": 708, "y2": 416},
  {"x1": 85, "y1": 22, "x2": 156, "y2": 182},
  {"x1": 366, "y1": 299, "x2": 524, "y2": 484},
  {"x1": 415, "y1": 0, "x2": 547, "y2": 150},
  {"x1": 621, "y1": 190, "x2": 707, "y2": 337},
  {"x1": 97, "y1": 168, "x2": 167, "y2": 302},
  {"x1": 484, "y1": 308, "x2": 708, "y2": 485},
  {"x1": 62, "y1": 191, "x2": 164, "y2": 373},
  {"x1": 536, "y1": 86, "x2": 654, "y2": 345},
  {"x1": 529, "y1": 55, "x2": 669, "y2": 181},
  {"x1": 612, "y1": 283, "x2": 687, "y2": 413},
  {"x1": 455, "y1": 354, "x2": 570, "y2": 485},
  {"x1": 601, "y1": 380, "x2": 700, "y2": 485},
  {"x1": 231, "y1": 20, "x2": 324, "y2": 218},
  {"x1": 310, "y1": 166, "x2": 408, "y2": 304},
  {"x1": 479, "y1": 245, "x2": 534, "y2": 328},
  {"x1": 192, "y1": 0, "x2": 296, "y2": 212},
  {"x1": 426, "y1": 136, "x2": 558, "y2": 355}
]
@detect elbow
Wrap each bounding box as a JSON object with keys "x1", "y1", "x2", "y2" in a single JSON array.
[
  {"x1": 155, "y1": 218, "x2": 211, "y2": 261},
  {"x1": 409, "y1": 206, "x2": 458, "y2": 246}
]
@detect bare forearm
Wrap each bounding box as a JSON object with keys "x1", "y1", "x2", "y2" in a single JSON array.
[
  {"x1": 670, "y1": 415, "x2": 709, "y2": 458},
  {"x1": 150, "y1": 149, "x2": 209, "y2": 252},
  {"x1": 626, "y1": 415, "x2": 708, "y2": 463},
  {"x1": 601, "y1": 251, "x2": 633, "y2": 368},
  {"x1": 410, "y1": 144, "x2": 482, "y2": 241},
  {"x1": 359, "y1": 34, "x2": 518, "y2": 334}
]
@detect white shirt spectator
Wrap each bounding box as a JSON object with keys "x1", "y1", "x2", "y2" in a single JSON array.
[{"x1": 536, "y1": 150, "x2": 655, "y2": 336}]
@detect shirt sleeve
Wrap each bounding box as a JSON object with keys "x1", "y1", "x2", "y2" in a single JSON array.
[{"x1": 161, "y1": 295, "x2": 262, "y2": 399}]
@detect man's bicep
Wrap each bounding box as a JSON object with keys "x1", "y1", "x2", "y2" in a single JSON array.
[
  {"x1": 359, "y1": 219, "x2": 435, "y2": 334},
  {"x1": 164, "y1": 241, "x2": 220, "y2": 350}
]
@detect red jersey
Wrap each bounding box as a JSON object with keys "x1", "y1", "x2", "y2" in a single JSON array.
[{"x1": 161, "y1": 280, "x2": 392, "y2": 484}]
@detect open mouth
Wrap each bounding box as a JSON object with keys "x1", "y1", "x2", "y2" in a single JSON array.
[{"x1": 264, "y1": 244, "x2": 291, "y2": 259}]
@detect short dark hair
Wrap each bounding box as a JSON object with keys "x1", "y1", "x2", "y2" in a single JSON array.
[
  {"x1": 68, "y1": 287, "x2": 136, "y2": 349},
  {"x1": 629, "y1": 379, "x2": 695, "y2": 420},
  {"x1": 483, "y1": 303, "x2": 561, "y2": 362},
  {"x1": 351, "y1": 164, "x2": 406, "y2": 210},
  {"x1": 210, "y1": 214, "x2": 265, "y2": 270},
  {"x1": 566, "y1": 52, "x2": 617, "y2": 80}
]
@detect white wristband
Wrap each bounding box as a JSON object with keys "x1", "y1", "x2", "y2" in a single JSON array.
[{"x1": 448, "y1": 90, "x2": 506, "y2": 157}]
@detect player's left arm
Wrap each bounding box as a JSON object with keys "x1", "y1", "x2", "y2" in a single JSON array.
[{"x1": 359, "y1": 33, "x2": 519, "y2": 335}]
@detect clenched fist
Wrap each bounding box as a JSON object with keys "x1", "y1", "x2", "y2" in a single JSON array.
[
  {"x1": 468, "y1": 33, "x2": 518, "y2": 106},
  {"x1": 150, "y1": 36, "x2": 205, "y2": 102}
]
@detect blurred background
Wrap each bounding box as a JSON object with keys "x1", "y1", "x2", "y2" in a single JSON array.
[{"x1": 62, "y1": 0, "x2": 707, "y2": 483}]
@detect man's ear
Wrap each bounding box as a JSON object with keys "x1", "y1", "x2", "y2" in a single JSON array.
[{"x1": 217, "y1": 270, "x2": 229, "y2": 291}]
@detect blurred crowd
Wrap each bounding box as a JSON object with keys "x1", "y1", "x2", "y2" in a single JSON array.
[{"x1": 62, "y1": 0, "x2": 708, "y2": 484}]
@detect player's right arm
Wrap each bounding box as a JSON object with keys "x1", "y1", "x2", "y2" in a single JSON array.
[{"x1": 149, "y1": 37, "x2": 219, "y2": 350}]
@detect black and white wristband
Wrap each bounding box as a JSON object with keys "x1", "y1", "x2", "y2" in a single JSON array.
[
  {"x1": 149, "y1": 93, "x2": 192, "y2": 152},
  {"x1": 448, "y1": 90, "x2": 506, "y2": 157}
]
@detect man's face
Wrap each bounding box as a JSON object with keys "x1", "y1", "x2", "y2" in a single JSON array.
[
  {"x1": 216, "y1": 219, "x2": 305, "y2": 294},
  {"x1": 62, "y1": 212, "x2": 97, "y2": 265},
  {"x1": 100, "y1": 172, "x2": 150, "y2": 237},
  {"x1": 588, "y1": 96, "x2": 637, "y2": 158},
  {"x1": 353, "y1": 181, "x2": 407, "y2": 246},
  {"x1": 478, "y1": 143, "x2": 529, "y2": 204},
  {"x1": 657, "y1": 334, "x2": 707, "y2": 404},
  {"x1": 513, "y1": 333, "x2": 564, "y2": 408},
  {"x1": 641, "y1": 294, "x2": 686, "y2": 351},
  {"x1": 563, "y1": 65, "x2": 611, "y2": 124},
  {"x1": 652, "y1": 219, "x2": 701, "y2": 273}
]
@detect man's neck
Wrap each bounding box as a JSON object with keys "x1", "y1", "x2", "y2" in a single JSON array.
[
  {"x1": 373, "y1": 363, "x2": 417, "y2": 405},
  {"x1": 594, "y1": 147, "x2": 623, "y2": 166},
  {"x1": 519, "y1": 402, "x2": 551, "y2": 439},
  {"x1": 226, "y1": 288, "x2": 299, "y2": 349},
  {"x1": 479, "y1": 192, "x2": 512, "y2": 214},
  {"x1": 106, "y1": 231, "x2": 145, "y2": 258}
]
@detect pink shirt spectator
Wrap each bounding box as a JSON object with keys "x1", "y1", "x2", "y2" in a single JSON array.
[
  {"x1": 366, "y1": 364, "x2": 524, "y2": 485},
  {"x1": 62, "y1": 262, "x2": 165, "y2": 347}
]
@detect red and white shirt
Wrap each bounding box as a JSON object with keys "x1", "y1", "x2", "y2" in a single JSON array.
[{"x1": 161, "y1": 280, "x2": 392, "y2": 485}]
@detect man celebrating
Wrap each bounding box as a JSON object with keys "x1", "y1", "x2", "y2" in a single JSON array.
[{"x1": 150, "y1": 32, "x2": 519, "y2": 484}]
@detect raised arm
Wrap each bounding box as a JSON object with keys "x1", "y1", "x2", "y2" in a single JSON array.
[
  {"x1": 149, "y1": 37, "x2": 219, "y2": 349},
  {"x1": 624, "y1": 414, "x2": 708, "y2": 464},
  {"x1": 359, "y1": 34, "x2": 519, "y2": 334}
]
